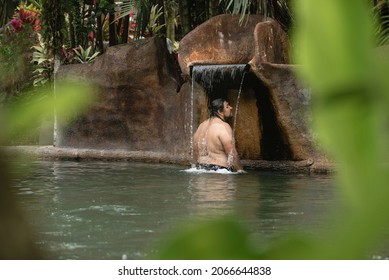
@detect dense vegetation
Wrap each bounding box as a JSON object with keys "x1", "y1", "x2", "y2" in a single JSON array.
[{"x1": 1, "y1": 1, "x2": 388, "y2": 98}]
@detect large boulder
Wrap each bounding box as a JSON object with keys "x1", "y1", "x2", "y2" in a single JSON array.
[
  {"x1": 178, "y1": 14, "x2": 289, "y2": 76},
  {"x1": 57, "y1": 37, "x2": 190, "y2": 160},
  {"x1": 178, "y1": 14, "x2": 322, "y2": 163},
  {"x1": 249, "y1": 62, "x2": 317, "y2": 160}
]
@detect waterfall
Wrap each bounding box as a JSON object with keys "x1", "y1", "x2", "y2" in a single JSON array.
[
  {"x1": 232, "y1": 71, "x2": 246, "y2": 138},
  {"x1": 191, "y1": 64, "x2": 248, "y2": 93},
  {"x1": 190, "y1": 71, "x2": 195, "y2": 167},
  {"x1": 190, "y1": 64, "x2": 249, "y2": 167},
  {"x1": 191, "y1": 63, "x2": 248, "y2": 137}
]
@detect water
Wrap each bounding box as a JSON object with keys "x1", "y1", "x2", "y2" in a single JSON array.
[
  {"x1": 232, "y1": 70, "x2": 246, "y2": 138},
  {"x1": 9, "y1": 160, "x2": 389, "y2": 259},
  {"x1": 190, "y1": 69, "x2": 195, "y2": 165},
  {"x1": 191, "y1": 64, "x2": 248, "y2": 93}
]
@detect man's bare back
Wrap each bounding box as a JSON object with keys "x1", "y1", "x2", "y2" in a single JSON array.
[{"x1": 193, "y1": 99, "x2": 244, "y2": 172}]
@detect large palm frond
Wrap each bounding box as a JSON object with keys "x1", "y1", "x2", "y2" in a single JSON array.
[
  {"x1": 116, "y1": 0, "x2": 138, "y2": 18},
  {"x1": 373, "y1": 0, "x2": 389, "y2": 45},
  {"x1": 115, "y1": 0, "x2": 154, "y2": 38},
  {"x1": 220, "y1": 0, "x2": 292, "y2": 31}
]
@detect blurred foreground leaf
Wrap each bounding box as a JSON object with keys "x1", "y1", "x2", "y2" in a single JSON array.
[
  {"x1": 1, "y1": 82, "x2": 95, "y2": 142},
  {"x1": 154, "y1": 218, "x2": 259, "y2": 260},
  {"x1": 0, "y1": 80, "x2": 94, "y2": 259},
  {"x1": 292, "y1": 0, "x2": 389, "y2": 259}
]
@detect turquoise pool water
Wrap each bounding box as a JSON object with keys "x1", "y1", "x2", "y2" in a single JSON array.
[{"x1": 9, "y1": 160, "x2": 388, "y2": 259}]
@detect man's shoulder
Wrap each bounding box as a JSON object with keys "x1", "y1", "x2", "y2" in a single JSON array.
[{"x1": 210, "y1": 120, "x2": 232, "y2": 133}]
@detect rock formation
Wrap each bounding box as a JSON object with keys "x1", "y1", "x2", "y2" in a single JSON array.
[
  {"x1": 57, "y1": 37, "x2": 190, "y2": 162},
  {"x1": 56, "y1": 14, "x2": 328, "y2": 172},
  {"x1": 179, "y1": 14, "x2": 322, "y2": 163}
]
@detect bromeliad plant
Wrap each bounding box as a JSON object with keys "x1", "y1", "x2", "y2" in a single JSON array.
[
  {"x1": 73, "y1": 45, "x2": 100, "y2": 64},
  {"x1": 146, "y1": 4, "x2": 165, "y2": 37}
]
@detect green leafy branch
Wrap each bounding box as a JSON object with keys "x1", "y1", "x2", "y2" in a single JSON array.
[
  {"x1": 31, "y1": 33, "x2": 53, "y2": 86},
  {"x1": 147, "y1": 4, "x2": 165, "y2": 36}
]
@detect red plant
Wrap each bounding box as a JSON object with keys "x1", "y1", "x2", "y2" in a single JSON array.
[{"x1": 10, "y1": 5, "x2": 41, "y2": 33}]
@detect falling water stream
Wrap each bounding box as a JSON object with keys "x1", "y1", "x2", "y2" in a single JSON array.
[
  {"x1": 190, "y1": 71, "x2": 195, "y2": 166},
  {"x1": 232, "y1": 70, "x2": 246, "y2": 138}
]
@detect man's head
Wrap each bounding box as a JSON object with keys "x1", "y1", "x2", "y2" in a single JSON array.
[{"x1": 209, "y1": 98, "x2": 233, "y2": 120}]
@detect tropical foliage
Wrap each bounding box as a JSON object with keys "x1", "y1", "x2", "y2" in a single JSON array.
[
  {"x1": 146, "y1": 4, "x2": 165, "y2": 36},
  {"x1": 0, "y1": 3, "x2": 37, "y2": 103},
  {"x1": 373, "y1": 0, "x2": 389, "y2": 45},
  {"x1": 31, "y1": 33, "x2": 53, "y2": 86}
]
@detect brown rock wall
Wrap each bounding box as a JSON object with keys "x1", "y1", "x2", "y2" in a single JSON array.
[
  {"x1": 55, "y1": 14, "x2": 325, "y2": 168},
  {"x1": 57, "y1": 37, "x2": 189, "y2": 157}
]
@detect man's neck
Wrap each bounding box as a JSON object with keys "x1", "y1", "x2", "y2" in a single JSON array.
[{"x1": 213, "y1": 114, "x2": 226, "y2": 122}]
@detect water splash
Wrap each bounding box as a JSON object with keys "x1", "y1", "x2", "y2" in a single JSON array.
[
  {"x1": 182, "y1": 166, "x2": 238, "y2": 175},
  {"x1": 227, "y1": 152, "x2": 234, "y2": 169}
]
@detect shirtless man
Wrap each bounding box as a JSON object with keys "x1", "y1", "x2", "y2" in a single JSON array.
[{"x1": 193, "y1": 98, "x2": 245, "y2": 173}]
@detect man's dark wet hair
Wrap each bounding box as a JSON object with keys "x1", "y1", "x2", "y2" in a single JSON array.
[{"x1": 208, "y1": 98, "x2": 226, "y2": 117}]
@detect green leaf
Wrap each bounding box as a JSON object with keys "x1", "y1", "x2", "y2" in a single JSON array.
[
  {"x1": 2, "y1": 82, "x2": 95, "y2": 141},
  {"x1": 292, "y1": 0, "x2": 375, "y2": 95},
  {"x1": 154, "y1": 217, "x2": 259, "y2": 260},
  {"x1": 291, "y1": 0, "x2": 389, "y2": 259}
]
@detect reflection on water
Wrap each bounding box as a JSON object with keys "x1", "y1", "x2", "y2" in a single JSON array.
[
  {"x1": 188, "y1": 173, "x2": 238, "y2": 215},
  {"x1": 9, "y1": 160, "x2": 388, "y2": 259}
]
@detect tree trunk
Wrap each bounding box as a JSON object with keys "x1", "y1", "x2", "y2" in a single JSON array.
[
  {"x1": 121, "y1": 15, "x2": 130, "y2": 43},
  {"x1": 208, "y1": 0, "x2": 219, "y2": 18},
  {"x1": 179, "y1": 0, "x2": 191, "y2": 38},
  {"x1": 0, "y1": 0, "x2": 7, "y2": 27},
  {"x1": 68, "y1": 13, "x2": 76, "y2": 48},
  {"x1": 1, "y1": 0, "x2": 18, "y2": 27},
  {"x1": 164, "y1": 0, "x2": 175, "y2": 42},
  {"x1": 96, "y1": 13, "x2": 104, "y2": 53},
  {"x1": 108, "y1": 0, "x2": 117, "y2": 46}
]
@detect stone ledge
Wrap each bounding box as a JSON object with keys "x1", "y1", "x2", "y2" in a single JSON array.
[
  {"x1": 3, "y1": 146, "x2": 189, "y2": 165},
  {"x1": 3, "y1": 146, "x2": 334, "y2": 174},
  {"x1": 243, "y1": 158, "x2": 334, "y2": 174}
]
